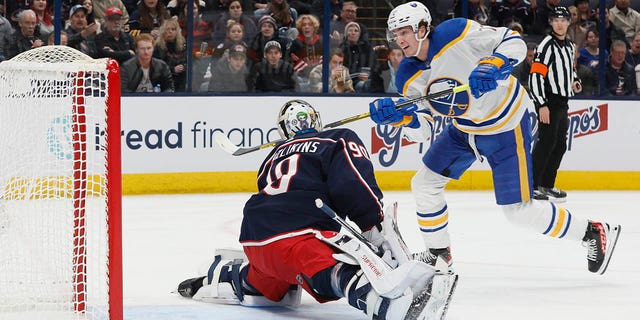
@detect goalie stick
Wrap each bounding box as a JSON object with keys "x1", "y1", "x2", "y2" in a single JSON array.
[
  {"x1": 213, "y1": 84, "x2": 470, "y2": 156},
  {"x1": 315, "y1": 198, "x2": 381, "y2": 255},
  {"x1": 314, "y1": 199, "x2": 458, "y2": 319}
]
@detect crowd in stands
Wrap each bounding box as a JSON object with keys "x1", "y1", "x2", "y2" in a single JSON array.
[{"x1": 1, "y1": 0, "x2": 640, "y2": 96}]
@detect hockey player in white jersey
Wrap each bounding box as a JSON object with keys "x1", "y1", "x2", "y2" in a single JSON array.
[{"x1": 368, "y1": 1, "x2": 621, "y2": 275}]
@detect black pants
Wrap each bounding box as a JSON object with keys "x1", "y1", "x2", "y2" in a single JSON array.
[{"x1": 532, "y1": 95, "x2": 569, "y2": 189}]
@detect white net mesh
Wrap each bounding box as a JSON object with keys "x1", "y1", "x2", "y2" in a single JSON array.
[{"x1": 0, "y1": 46, "x2": 119, "y2": 320}]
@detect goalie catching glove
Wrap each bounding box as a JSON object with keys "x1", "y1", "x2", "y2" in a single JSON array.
[
  {"x1": 369, "y1": 98, "x2": 420, "y2": 128},
  {"x1": 468, "y1": 52, "x2": 514, "y2": 98}
]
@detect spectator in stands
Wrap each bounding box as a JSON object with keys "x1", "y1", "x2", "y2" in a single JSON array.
[
  {"x1": 250, "y1": 40, "x2": 296, "y2": 91},
  {"x1": 567, "y1": 5, "x2": 586, "y2": 49},
  {"x1": 256, "y1": 0, "x2": 297, "y2": 33},
  {"x1": 625, "y1": 32, "x2": 640, "y2": 67},
  {"x1": 608, "y1": 0, "x2": 640, "y2": 43},
  {"x1": 81, "y1": 0, "x2": 101, "y2": 27},
  {"x1": 92, "y1": 0, "x2": 129, "y2": 26},
  {"x1": 369, "y1": 42, "x2": 404, "y2": 94},
  {"x1": 95, "y1": 7, "x2": 135, "y2": 64},
  {"x1": 121, "y1": 33, "x2": 175, "y2": 93},
  {"x1": 605, "y1": 39, "x2": 637, "y2": 95},
  {"x1": 530, "y1": 0, "x2": 560, "y2": 39},
  {"x1": 128, "y1": 0, "x2": 170, "y2": 39},
  {"x1": 208, "y1": 43, "x2": 250, "y2": 92},
  {"x1": 178, "y1": 0, "x2": 213, "y2": 91},
  {"x1": 454, "y1": 0, "x2": 496, "y2": 26},
  {"x1": 30, "y1": 0, "x2": 53, "y2": 38},
  {"x1": 212, "y1": 20, "x2": 248, "y2": 61},
  {"x1": 340, "y1": 21, "x2": 374, "y2": 92},
  {"x1": 248, "y1": 15, "x2": 290, "y2": 67},
  {"x1": 154, "y1": 17, "x2": 188, "y2": 92},
  {"x1": 574, "y1": 45, "x2": 597, "y2": 95},
  {"x1": 574, "y1": 0, "x2": 596, "y2": 30},
  {"x1": 212, "y1": 0, "x2": 257, "y2": 43},
  {"x1": 66, "y1": 4, "x2": 98, "y2": 57},
  {"x1": 0, "y1": 13, "x2": 14, "y2": 61},
  {"x1": 596, "y1": 7, "x2": 627, "y2": 49},
  {"x1": 4, "y1": 9, "x2": 43, "y2": 60},
  {"x1": 308, "y1": 49, "x2": 354, "y2": 93},
  {"x1": 46, "y1": 30, "x2": 68, "y2": 45},
  {"x1": 494, "y1": 0, "x2": 532, "y2": 32},
  {"x1": 289, "y1": 14, "x2": 322, "y2": 84},
  {"x1": 511, "y1": 42, "x2": 536, "y2": 91},
  {"x1": 178, "y1": 0, "x2": 213, "y2": 52},
  {"x1": 330, "y1": 1, "x2": 367, "y2": 44},
  {"x1": 578, "y1": 27, "x2": 607, "y2": 73}
]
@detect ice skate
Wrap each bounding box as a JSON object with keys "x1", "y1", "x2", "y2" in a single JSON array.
[
  {"x1": 177, "y1": 276, "x2": 205, "y2": 298},
  {"x1": 412, "y1": 247, "x2": 453, "y2": 273},
  {"x1": 533, "y1": 188, "x2": 549, "y2": 200},
  {"x1": 538, "y1": 187, "x2": 567, "y2": 202},
  {"x1": 582, "y1": 221, "x2": 621, "y2": 275}
]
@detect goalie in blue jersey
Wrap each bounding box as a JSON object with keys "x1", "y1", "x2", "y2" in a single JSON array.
[
  {"x1": 177, "y1": 100, "x2": 457, "y2": 320},
  {"x1": 368, "y1": 1, "x2": 620, "y2": 275}
]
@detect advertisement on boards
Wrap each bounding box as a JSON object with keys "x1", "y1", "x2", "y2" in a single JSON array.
[{"x1": 118, "y1": 97, "x2": 637, "y2": 174}]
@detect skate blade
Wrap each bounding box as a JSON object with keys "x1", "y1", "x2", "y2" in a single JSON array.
[
  {"x1": 598, "y1": 224, "x2": 622, "y2": 275},
  {"x1": 408, "y1": 272, "x2": 459, "y2": 320}
]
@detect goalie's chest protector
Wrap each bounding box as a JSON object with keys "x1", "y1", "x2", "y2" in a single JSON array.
[{"x1": 397, "y1": 18, "x2": 529, "y2": 135}]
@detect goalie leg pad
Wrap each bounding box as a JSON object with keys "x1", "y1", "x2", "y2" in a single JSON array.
[
  {"x1": 184, "y1": 251, "x2": 302, "y2": 307},
  {"x1": 382, "y1": 202, "x2": 412, "y2": 265},
  {"x1": 314, "y1": 229, "x2": 437, "y2": 299}
]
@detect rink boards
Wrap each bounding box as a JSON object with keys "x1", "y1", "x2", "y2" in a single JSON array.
[{"x1": 117, "y1": 96, "x2": 640, "y2": 194}]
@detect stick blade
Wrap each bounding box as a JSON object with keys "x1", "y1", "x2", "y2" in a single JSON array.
[{"x1": 213, "y1": 131, "x2": 239, "y2": 154}]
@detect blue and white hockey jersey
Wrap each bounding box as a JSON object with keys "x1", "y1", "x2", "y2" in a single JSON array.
[
  {"x1": 239, "y1": 128, "x2": 384, "y2": 244},
  {"x1": 397, "y1": 18, "x2": 534, "y2": 136}
]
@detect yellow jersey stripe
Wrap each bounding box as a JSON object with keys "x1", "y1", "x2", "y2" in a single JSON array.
[
  {"x1": 452, "y1": 89, "x2": 524, "y2": 134},
  {"x1": 550, "y1": 207, "x2": 567, "y2": 237},
  {"x1": 514, "y1": 123, "x2": 530, "y2": 202},
  {"x1": 469, "y1": 77, "x2": 516, "y2": 123},
  {"x1": 432, "y1": 21, "x2": 472, "y2": 61},
  {"x1": 418, "y1": 213, "x2": 449, "y2": 227},
  {"x1": 402, "y1": 69, "x2": 424, "y2": 96}
]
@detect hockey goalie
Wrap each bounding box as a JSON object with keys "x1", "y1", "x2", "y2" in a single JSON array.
[{"x1": 176, "y1": 100, "x2": 457, "y2": 320}]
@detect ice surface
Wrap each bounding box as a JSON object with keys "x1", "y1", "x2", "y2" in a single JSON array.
[{"x1": 123, "y1": 191, "x2": 640, "y2": 320}]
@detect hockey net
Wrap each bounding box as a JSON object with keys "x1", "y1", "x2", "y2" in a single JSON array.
[{"x1": 0, "y1": 46, "x2": 122, "y2": 320}]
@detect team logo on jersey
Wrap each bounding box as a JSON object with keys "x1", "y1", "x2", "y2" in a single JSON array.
[{"x1": 426, "y1": 78, "x2": 470, "y2": 117}]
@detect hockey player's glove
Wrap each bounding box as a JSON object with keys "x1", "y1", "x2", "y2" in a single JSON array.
[
  {"x1": 369, "y1": 97, "x2": 420, "y2": 128},
  {"x1": 363, "y1": 224, "x2": 398, "y2": 268},
  {"x1": 468, "y1": 53, "x2": 514, "y2": 98}
]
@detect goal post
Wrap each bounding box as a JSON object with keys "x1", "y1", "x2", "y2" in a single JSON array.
[{"x1": 0, "y1": 46, "x2": 122, "y2": 320}]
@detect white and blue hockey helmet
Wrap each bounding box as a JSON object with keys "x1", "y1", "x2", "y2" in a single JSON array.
[
  {"x1": 386, "y1": 1, "x2": 432, "y2": 42},
  {"x1": 277, "y1": 99, "x2": 322, "y2": 140}
]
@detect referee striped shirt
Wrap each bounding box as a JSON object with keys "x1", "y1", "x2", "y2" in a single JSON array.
[{"x1": 528, "y1": 34, "x2": 578, "y2": 106}]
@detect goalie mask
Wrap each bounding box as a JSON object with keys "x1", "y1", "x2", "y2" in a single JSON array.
[
  {"x1": 386, "y1": 1, "x2": 431, "y2": 57},
  {"x1": 277, "y1": 100, "x2": 322, "y2": 140}
]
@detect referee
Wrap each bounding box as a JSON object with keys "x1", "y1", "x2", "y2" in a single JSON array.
[{"x1": 528, "y1": 6, "x2": 581, "y2": 202}]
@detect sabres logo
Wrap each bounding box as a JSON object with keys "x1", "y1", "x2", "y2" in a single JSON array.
[{"x1": 427, "y1": 78, "x2": 470, "y2": 117}]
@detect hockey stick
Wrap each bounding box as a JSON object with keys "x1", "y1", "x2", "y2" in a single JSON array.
[
  {"x1": 213, "y1": 84, "x2": 469, "y2": 156},
  {"x1": 315, "y1": 199, "x2": 381, "y2": 255}
]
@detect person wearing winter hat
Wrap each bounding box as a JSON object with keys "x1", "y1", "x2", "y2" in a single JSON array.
[
  {"x1": 248, "y1": 14, "x2": 289, "y2": 66},
  {"x1": 249, "y1": 40, "x2": 296, "y2": 92}
]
